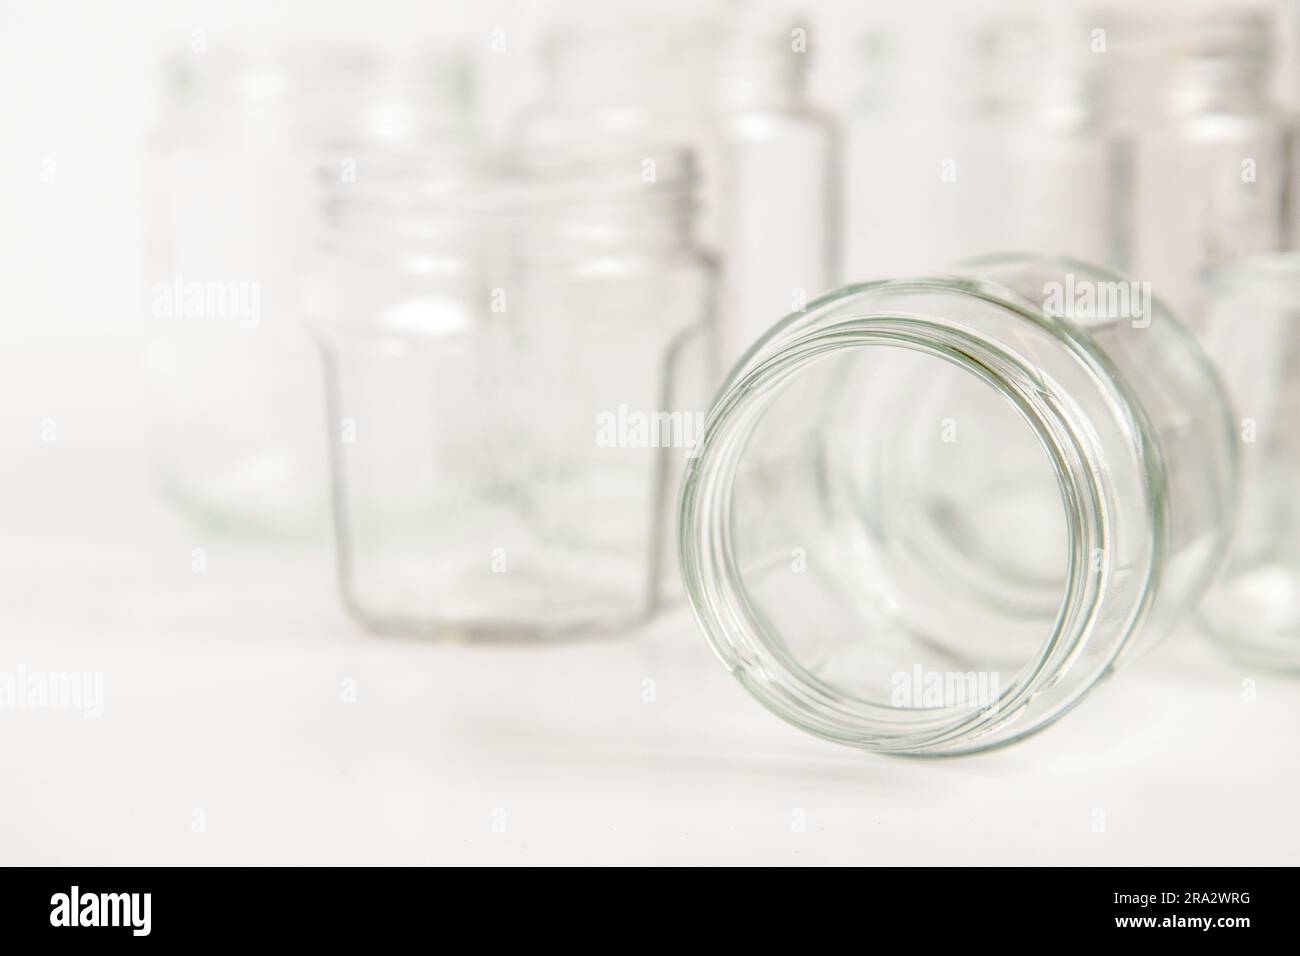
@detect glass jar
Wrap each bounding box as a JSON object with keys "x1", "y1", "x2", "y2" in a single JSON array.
[
  {"x1": 946, "y1": 16, "x2": 1121, "y2": 267},
  {"x1": 512, "y1": 17, "x2": 713, "y2": 154},
  {"x1": 679, "y1": 255, "x2": 1237, "y2": 755},
  {"x1": 143, "y1": 40, "x2": 477, "y2": 537},
  {"x1": 715, "y1": 23, "x2": 839, "y2": 366},
  {"x1": 1107, "y1": 8, "x2": 1289, "y2": 327},
  {"x1": 312, "y1": 148, "x2": 716, "y2": 637},
  {"x1": 1199, "y1": 253, "x2": 1300, "y2": 670},
  {"x1": 845, "y1": 13, "x2": 1121, "y2": 279},
  {"x1": 513, "y1": 16, "x2": 837, "y2": 371}
]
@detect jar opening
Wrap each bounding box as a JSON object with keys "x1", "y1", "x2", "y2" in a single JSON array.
[{"x1": 681, "y1": 271, "x2": 1170, "y2": 755}]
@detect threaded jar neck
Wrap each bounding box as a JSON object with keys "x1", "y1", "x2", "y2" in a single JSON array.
[
  {"x1": 161, "y1": 40, "x2": 478, "y2": 146},
  {"x1": 1167, "y1": 11, "x2": 1274, "y2": 117},
  {"x1": 318, "y1": 147, "x2": 700, "y2": 270}
]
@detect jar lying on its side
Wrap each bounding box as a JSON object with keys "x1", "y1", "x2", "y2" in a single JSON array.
[
  {"x1": 1199, "y1": 254, "x2": 1300, "y2": 670},
  {"x1": 679, "y1": 255, "x2": 1237, "y2": 755},
  {"x1": 313, "y1": 149, "x2": 716, "y2": 638}
]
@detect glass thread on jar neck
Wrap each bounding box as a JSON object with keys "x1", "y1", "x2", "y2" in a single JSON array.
[
  {"x1": 161, "y1": 38, "x2": 479, "y2": 147},
  {"x1": 956, "y1": 16, "x2": 1104, "y2": 131},
  {"x1": 1166, "y1": 11, "x2": 1274, "y2": 118},
  {"x1": 1101, "y1": 7, "x2": 1278, "y2": 126},
  {"x1": 716, "y1": 28, "x2": 812, "y2": 112},
  {"x1": 319, "y1": 147, "x2": 701, "y2": 269}
]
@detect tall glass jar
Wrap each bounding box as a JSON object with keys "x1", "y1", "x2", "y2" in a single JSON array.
[
  {"x1": 1199, "y1": 253, "x2": 1300, "y2": 670},
  {"x1": 843, "y1": 23, "x2": 959, "y2": 276},
  {"x1": 1108, "y1": 8, "x2": 1289, "y2": 327},
  {"x1": 845, "y1": 14, "x2": 1121, "y2": 279},
  {"x1": 679, "y1": 255, "x2": 1237, "y2": 755},
  {"x1": 143, "y1": 41, "x2": 476, "y2": 537},
  {"x1": 715, "y1": 24, "x2": 839, "y2": 366},
  {"x1": 511, "y1": 18, "x2": 712, "y2": 155},
  {"x1": 312, "y1": 149, "x2": 716, "y2": 637},
  {"x1": 512, "y1": 16, "x2": 837, "y2": 371}
]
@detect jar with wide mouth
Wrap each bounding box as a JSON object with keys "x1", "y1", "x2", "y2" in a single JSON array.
[
  {"x1": 312, "y1": 148, "x2": 717, "y2": 638},
  {"x1": 679, "y1": 254, "x2": 1237, "y2": 755}
]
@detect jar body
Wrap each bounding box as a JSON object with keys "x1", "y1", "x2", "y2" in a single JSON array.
[
  {"x1": 717, "y1": 103, "x2": 838, "y2": 365},
  {"x1": 514, "y1": 20, "x2": 838, "y2": 372},
  {"x1": 1199, "y1": 255, "x2": 1300, "y2": 669},
  {"x1": 679, "y1": 255, "x2": 1236, "y2": 755},
  {"x1": 845, "y1": 114, "x2": 1121, "y2": 276},
  {"x1": 143, "y1": 44, "x2": 477, "y2": 537},
  {"x1": 1129, "y1": 113, "x2": 1288, "y2": 327},
  {"x1": 316, "y1": 156, "x2": 716, "y2": 637},
  {"x1": 844, "y1": 13, "x2": 1122, "y2": 278},
  {"x1": 1106, "y1": 8, "x2": 1289, "y2": 326},
  {"x1": 144, "y1": 91, "x2": 325, "y2": 537}
]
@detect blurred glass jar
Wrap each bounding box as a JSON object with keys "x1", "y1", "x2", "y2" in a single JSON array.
[
  {"x1": 845, "y1": 15, "x2": 1121, "y2": 279},
  {"x1": 1199, "y1": 254, "x2": 1300, "y2": 670},
  {"x1": 843, "y1": 25, "x2": 953, "y2": 277},
  {"x1": 143, "y1": 41, "x2": 476, "y2": 537},
  {"x1": 715, "y1": 24, "x2": 838, "y2": 365},
  {"x1": 312, "y1": 149, "x2": 716, "y2": 637},
  {"x1": 680, "y1": 255, "x2": 1237, "y2": 755},
  {"x1": 513, "y1": 16, "x2": 837, "y2": 370},
  {"x1": 512, "y1": 18, "x2": 713, "y2": 153},
  {"x1": 1107, "y1": 8, "x2": 1289, "y2": 326}
]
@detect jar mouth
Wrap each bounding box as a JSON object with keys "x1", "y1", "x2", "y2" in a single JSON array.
[{"x1": 679, "y1": 274, "x2": 1168, "y2": 755}]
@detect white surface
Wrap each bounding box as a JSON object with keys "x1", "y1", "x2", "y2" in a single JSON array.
[{"x1": 1, "y1": 343, "x2": 1297, "y2": 866}]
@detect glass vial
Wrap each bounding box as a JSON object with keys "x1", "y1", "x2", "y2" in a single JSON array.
[
  {"x1": 313, "y1": 149, "x2": 716, "y2": 637},
  {"x1": 679, "y1": 255, "x2": 1236, "y2": 755},
  {"x1": 1199, "y1": 254, "x2": 1300, "y2": 670}
]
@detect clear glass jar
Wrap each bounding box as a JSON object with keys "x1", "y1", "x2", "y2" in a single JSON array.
[
  {"x1": 1107, "y1": 8, "x2": 1289, "y2": 327},
  {"x1": 143, "y1": 41, "x2": 476, "y2": 537},
  {"x1": 947, "y1": 16, "x2": 1121, "y2": 267},
  {"x1": 1199, "y1": 253, "x2": 1300, "y2": 670},
  {"x1": 845, "y1": 13, "x2": 1121, "y2": 279},
  {"x1": 715, "y1": 23, "x2": 839, "y2": 366},
  {"x1": 843, "y1": 23, "x2": 957, "y2": 276},
  {"x1": 313, "y1": 149, "x2": 716, "y2": 637},
  {"x1": 512, "y1": 17, "x2": 713, "y2": 154},
  {"x1": 679, "y1": 255, "x2": 1237, "y2": 755},
  {"x1": 513, "y1": 16, "x2": 837, "y2": 370}
]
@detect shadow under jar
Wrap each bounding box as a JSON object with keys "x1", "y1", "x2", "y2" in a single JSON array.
[
  {"x1": 679, "y1": 255, "x2": 1237, "y2": 755},
  {"x1": 312, "y1": 149, "x2": 716, "y2": 639}
]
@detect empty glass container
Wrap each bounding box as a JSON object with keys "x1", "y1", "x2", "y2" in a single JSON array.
[
  {"x1": 313, "y1": 149, "x2": 716, "y2": 637},
  {"x1": 1199, "y1": 253, "x2": 1300, "y2": 670},
  {"x1": 143, "y1": 41, "x2": 477, "y2": 536},
  {"x1": 845, "y1": 13, "x2": 1121, "y2": 279},
  {"x1": 513, "y1": 16, "x2": 837, "y2": 371},
  {"x1": 715, "y1": 23, "x2": 839, "y2": 366},
  {"x1": 679, "y1": 255, "x2": 1237, "y2": 755},
  {"x1": 1107, "y1": 8, "x2": 1289, "y2": 326}
]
